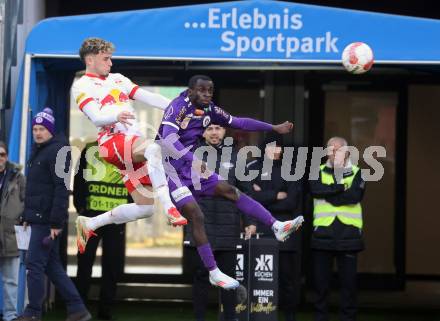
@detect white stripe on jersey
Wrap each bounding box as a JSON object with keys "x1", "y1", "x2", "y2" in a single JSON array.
[{"x1": 162, "y1": 121, "x2": 180, "y2": 130}]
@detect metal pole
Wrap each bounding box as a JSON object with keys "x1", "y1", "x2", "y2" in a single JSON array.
[
  {"x1": 0, "y1": 2, "x2": 5, "y2": 140},
  {"x1": 19, "y1": 53, "x2": 31, "y2": 166}
]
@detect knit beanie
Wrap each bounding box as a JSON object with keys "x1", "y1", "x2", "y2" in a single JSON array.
[{"x1": 32, "y1": 107, "x2": 55, "y2": 135}]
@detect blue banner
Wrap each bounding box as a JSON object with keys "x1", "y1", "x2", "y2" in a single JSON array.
[{"x1": 26, "y1": 0, "x2": 440, "y2": 63}]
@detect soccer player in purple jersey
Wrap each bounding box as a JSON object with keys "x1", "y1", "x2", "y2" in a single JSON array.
[{"x1": 157, "y1": 75, "x2": 304, "y2": 290}]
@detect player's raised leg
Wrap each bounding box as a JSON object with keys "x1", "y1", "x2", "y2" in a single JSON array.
[
  {"x1": 214, "y1": 181, "x2": 304, "y2": 242},
  {"x1": 181, "y1": 201, "x2": 239, "y2": 290},
  {"x1": 169, "y1": 179, "x2": 239, "y2": 290},
  {"x1": 76, "y1": 186, "x2": 156, "y2": 253},
  {"x1": 132, "y1": 136, "x2": 187, "y2": 226}
]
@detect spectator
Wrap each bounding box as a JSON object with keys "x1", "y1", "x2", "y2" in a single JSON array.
[
  {"x1": 0, "y1": 141, "x2": 25, "y2": 321},
  {"x1": 248, "y1": 134, "x2": 303, "y2": 321},
  {"x1": 309, "y1": 136, "x2": 366, "y2": 321},
  {"x1": 74, "y1": 140, "x2": 130, "y2": 320},
  {"x1": 184, "y1": 124, "x2": 256, "y2": 321},
  {"x1": 16, "y1": 108, "x2": 91, "y2": 321}
]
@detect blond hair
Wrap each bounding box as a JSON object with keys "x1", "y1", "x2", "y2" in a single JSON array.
[{"x1": 79, "y1": 37, "x2": 115, "y2": 62}]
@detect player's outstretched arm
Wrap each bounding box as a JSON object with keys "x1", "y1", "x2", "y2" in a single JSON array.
[
  {"x1": 132, "y1": 88, "x2": 171, "y2": 110},
  {"x1": 212, "y1": 104, "x2": 293, "y2": 133},
  {"x1": 73, "y1": 83, "x2": 122, "y2": 127},
  {"x1": 272, "y1": 121, "x2": 294, "y2": 134},
  {"x1": 229, "y1": 117, "x2": 293, "y2": 134}
]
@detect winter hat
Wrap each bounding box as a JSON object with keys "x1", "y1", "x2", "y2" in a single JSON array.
[{"x1": 32, "y1": 107, "x2": 55, "y2": 135}]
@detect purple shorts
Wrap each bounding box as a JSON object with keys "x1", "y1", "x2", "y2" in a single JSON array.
[{"x1": 167, "y1": 166, "x2": 221, "y2": 209}]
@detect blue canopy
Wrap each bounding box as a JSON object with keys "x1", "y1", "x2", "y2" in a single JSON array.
[
  {"x1": 24, "y1": 0, "x2": 440, "y2": 62},
  {"x1": 9, "y1": 0, "x2": 440, "y2": 162}
]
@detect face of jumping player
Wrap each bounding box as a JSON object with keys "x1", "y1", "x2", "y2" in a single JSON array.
[
  {"x1": 85, "y1": 51, "x2": 113, "y2": 77},
  {"x1": 188, "y1": 79, "x2": 214, "y2": 108}
]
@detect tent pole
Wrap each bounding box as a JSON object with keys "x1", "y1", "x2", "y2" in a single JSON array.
[{"x1": 19, "y1": 53, "x2": 31, "y2": 166}]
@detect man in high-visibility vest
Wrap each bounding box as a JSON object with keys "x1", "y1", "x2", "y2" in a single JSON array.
[
  {"x1": 73, "y1": 141, "x2": 131, "y2": 320},
  {"x1": 309, "y1": 137, "x2": 366, "y2": 321}
]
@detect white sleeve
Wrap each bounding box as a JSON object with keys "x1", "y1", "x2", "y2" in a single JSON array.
[
  {"x1": 115, "y1": 73, "x2": 171, "y2": 110},
  {"x1": 82, "y1": 104, "x2": 119, "y2": 127},
  {"x1": 132, "y1": 87, "x2": 171, "y2": 110},
  {"x1": 72, "y1": 82, "x2": 118, "y2": 127}
]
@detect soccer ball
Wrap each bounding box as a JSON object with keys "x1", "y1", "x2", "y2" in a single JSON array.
[{"x1": 341, "y1": 42, "x2": 374, "y2": 74}]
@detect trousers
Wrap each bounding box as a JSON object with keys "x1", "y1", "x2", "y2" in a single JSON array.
[
  {"x1": 313, "y1": 250, "x2": 358, "y2": 321},
  {"x1": 24, "y1": 224, "x2": 86, "y2": 318}
]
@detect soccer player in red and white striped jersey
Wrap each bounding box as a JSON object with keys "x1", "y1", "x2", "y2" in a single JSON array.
[{"x1": 71, "y1": 37, "x2": 187, "y2": 253}]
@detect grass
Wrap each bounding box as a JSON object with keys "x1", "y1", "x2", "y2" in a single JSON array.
[{"x1": 40, "y1": 301, "x2": 440, "y2": 321}]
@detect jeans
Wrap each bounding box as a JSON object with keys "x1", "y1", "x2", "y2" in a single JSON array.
[
  {"x1": 0, "y1": 256, "x2": 19, "y2": 321},
  {"x1": 24, "y1": 224, "x2": 86, "y2": 318}
]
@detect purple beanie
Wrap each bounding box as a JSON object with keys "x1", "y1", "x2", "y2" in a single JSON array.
[{"x1": 32, "y1": 107, "x2": 55, "y2": 135}]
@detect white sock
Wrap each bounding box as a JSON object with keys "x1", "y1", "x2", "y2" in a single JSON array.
[
  {"x1": 144, "y1": 143, "x2": 175, "y2": 210},
  {"x1": 155, "y1": 186, "x2": 175, "y2": 211},
  {"x1": 87, "y1": 203, "x2": 154, "y2": 230},
  {"x1": 209, "y1": 267, "x2": 221, "y2": 276},
  {"x1": 271, "y1": 220, "x2": 282, "y2": 231}
]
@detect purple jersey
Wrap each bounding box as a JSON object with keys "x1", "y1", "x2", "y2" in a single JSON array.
[
  {"x1": 157, "y1": 90, "x2": 232, "y2": 152},
  {"x1": 157, "y1": 90, "x2": 273, "y2": 202},
  {"x1": 157, "y1": 91, "x2": 280, "y2": 228}
]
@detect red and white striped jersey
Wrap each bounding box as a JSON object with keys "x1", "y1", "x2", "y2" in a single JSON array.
[{"x1": 72, "y1": 72, "x2": 142, "y2": 136}]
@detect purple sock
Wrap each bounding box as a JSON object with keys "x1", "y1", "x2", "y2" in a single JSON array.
[
  {"x1": 197, "y1": 243, "x2": 217, "y2": 271},
  {"x1": 236, "y1": 193, "x2": 276, "y2": 227}
]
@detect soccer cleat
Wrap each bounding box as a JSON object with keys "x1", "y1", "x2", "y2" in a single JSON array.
[
  {"x1": 273, "y1": 216, "x2": 304, "y2": 242},
  {"x1": 209, "y1": 268, "x2": 240, "y2": 290},
  {"x1": 75, "y1": 216, "x2": 97, "y2": 254},
  {"x1": 166, "y1": 207, "x2": 188, "y2": 227}
]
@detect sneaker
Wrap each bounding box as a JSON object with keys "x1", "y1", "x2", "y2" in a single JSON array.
[
  {"x1": 65, "y1": 310, "x2": 92, "y2": 321},
  {"x1": 166, "y1": 207, "x2": 187, "y2": 227},
  {"x1": 209, "y1": 267, "x2": 240, "y2": 290},
  {"x1": 75, "y1": 216, "x2": 97, "y2": 254},
  {"x1": 272, "y1": 216, "x2": 304, "y2": 242}
]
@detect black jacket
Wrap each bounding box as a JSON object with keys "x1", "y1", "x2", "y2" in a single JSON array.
[
  {"x1": 73, "y1": 145, "x2": 89, "y2": 215},
  {"x1": 309, "y1": 164, "x2": 366, "y2": 251},
  {"x1": 184, "y1": 141, "x2": 255, "y2": 250},
  {"x1": 248, "y1": 158, "x2": 303, "y2": 252},
  {"x1": 23, "y1": 135, "x2": 71, "y2": 228}
]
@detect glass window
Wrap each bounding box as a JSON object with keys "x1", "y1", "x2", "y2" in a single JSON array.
[
  {"x1": 407, "y1": 85, "x2": 440, "y2": 275},
  {"x1": 324, "y1": 90, "x2": 397, "y2": 274}
]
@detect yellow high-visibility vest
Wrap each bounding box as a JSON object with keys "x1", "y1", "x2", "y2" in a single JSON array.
[
  {"x1": 313, "y1": 164, "x2": 362, "y2": 229},
  {"x1": 84, "y1": 142, "x2": 128, "y2": 212}
]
